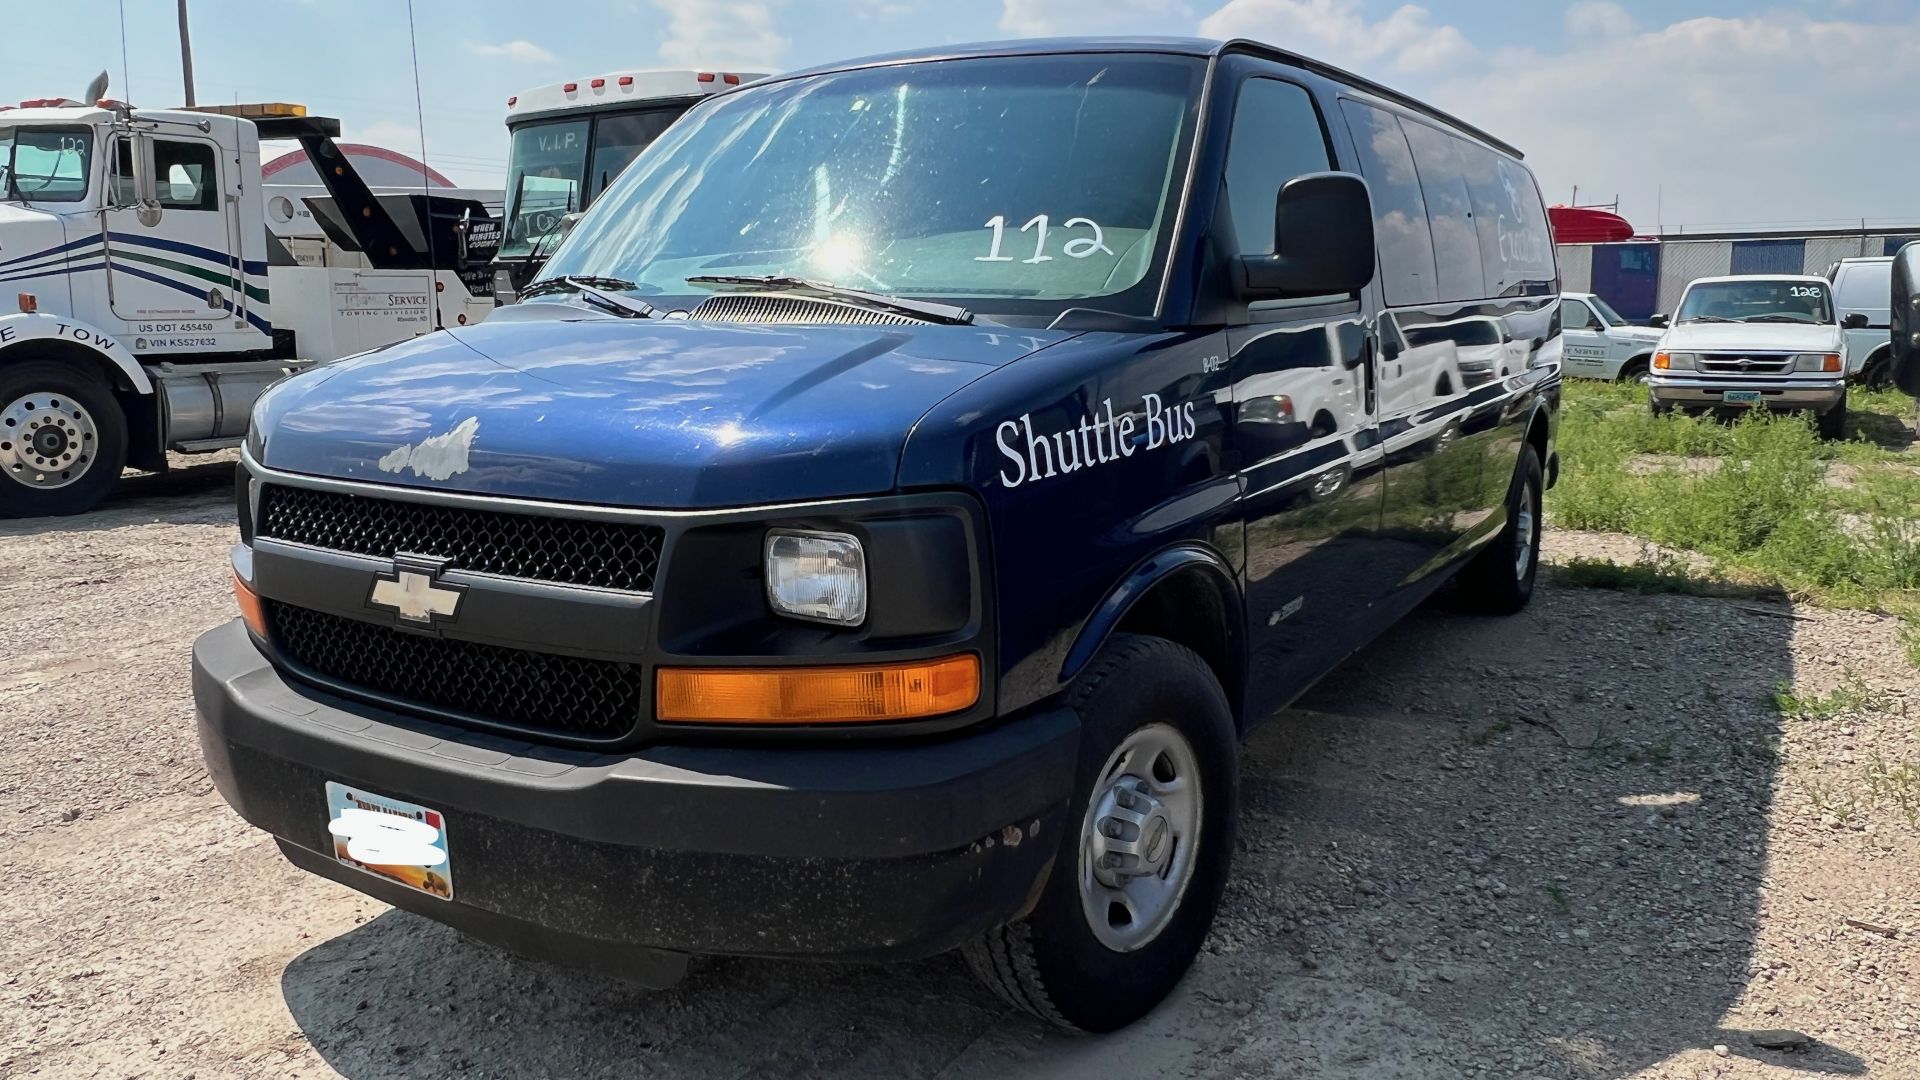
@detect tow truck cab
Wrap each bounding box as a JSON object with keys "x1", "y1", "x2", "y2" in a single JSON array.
[
  {"x1": 0, "y1": 99, "x2": 496, "y2": 517},
  {"x1": 195, "y1": 38, "x2": 1561, "y2": 1033}
]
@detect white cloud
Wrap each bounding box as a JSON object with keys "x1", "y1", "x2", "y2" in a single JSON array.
[
  {"x1": 1000, "y1": 0, "x2": 1188, "y2": 37},
  {"x1": 466, "y1": 40, "x2": 557, "y2": 64},
  {"x1": 1198, "y1": 0, "x2": 1473, "y2": 76},
  {"x1": 1427, "y1": 13, "x2": 1920, "y2": 229},
  {"x1": 651, "y1": 0, "x2": 790, "y2": 70},
  {"x1": 1565, "y1": 0, "x2": 1634, "y2": 39}
]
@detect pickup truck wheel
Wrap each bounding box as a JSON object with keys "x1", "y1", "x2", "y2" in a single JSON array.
[
  {"x1": 962, "y1": 634, "x2": 1237, "y2": 1033},
  {"x1": 1453, "y1": 445, "x2": 1542, "y2": 614},
  {"x1": 1618, "y1": 358, "x2": 1650, "y2": 384},
  {"x1": 0, "y1": 361, "x2": 127, "y2": 518},
  {"x1": 1818, "y1": 399, "x2": 1849, "y2": 441}
]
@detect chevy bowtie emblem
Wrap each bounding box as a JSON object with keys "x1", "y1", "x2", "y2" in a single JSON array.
[{"x1": 368, "y1": 555, "x2": 464, "y2": 625}]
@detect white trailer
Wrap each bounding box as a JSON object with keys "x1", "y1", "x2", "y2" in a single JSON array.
[
  {"x1": 493, "y1": 67, "x2": 767, "y2": 298},
  {"x1": 0, "y1": 99, "x2": 496, "y2": 516}
]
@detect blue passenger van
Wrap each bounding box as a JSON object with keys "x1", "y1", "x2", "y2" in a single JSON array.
[{"x1": 194, "y1": 37, "x2": 1560, "y2": 1032}]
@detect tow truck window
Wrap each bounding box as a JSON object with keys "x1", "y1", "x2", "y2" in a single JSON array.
[
  {"x1": 154, "y1": 140, "x2": 218, "y2": 211},
  {"x1": 1677, "y1": 280, "x2": 1834, "y2": 325},
  {"x1": 0, "y1": 126, "x2": 93, "y2": 202},
  {"x1": 501, "y1": 119, "x2": 589, "y2": 258},
  {"x1": 588, "y1": 108, "x2": 684, "y2": 200},
  {"x1": 543, "y1": 53, "x2": 1204, "y2": 316}
]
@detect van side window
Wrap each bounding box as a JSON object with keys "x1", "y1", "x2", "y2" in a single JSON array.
[
  {"x1": 1400, "y1": 120, "x2": 1485, "y2": 303},
  {"x1": 153, "y1": 140, "x2": 219, "y2": 211},
  {"x1": 1559, "y1": 299, "x2": 1595, "y2": 329},
  {"x1": 1222, "y1": 78, "x2": 1332, "y2": 256},
  {"x1": 1338, "y1": 100, "x2": 1436, "y2": 306},
  {"x1": 1460, "y1": 146, "x2": 1555, "y2": 297}
]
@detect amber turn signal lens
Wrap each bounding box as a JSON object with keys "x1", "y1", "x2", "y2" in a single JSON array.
[
  {"x1": 657, "y1": 654, "x2": 981, "y2": 725},
  {"x1": 232, "y1": 570, "x2": 266, "y2": 636},
  {"x1": 1652, "y1": 352, "x2": 1670, "y2": 370},
  {"x1": 1821, "y1": 353, "x2": 1843, "y2": 372}
]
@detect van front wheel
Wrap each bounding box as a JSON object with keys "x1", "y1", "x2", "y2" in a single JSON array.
[{"x1": 963, "y1": 634, "x2": 1237, "y2": 1033}]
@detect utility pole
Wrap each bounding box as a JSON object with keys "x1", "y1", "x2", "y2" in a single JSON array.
[{"x1": 176, "y1": 0, "x2": 196, "y2": 107}]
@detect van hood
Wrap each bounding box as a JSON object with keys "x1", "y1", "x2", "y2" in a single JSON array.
[
  {"x1": 252, "y1": 310, "x2": 1074, "y2": 508},
  {"x1": 1658, "y1": 322, "x2": 1843, "y2": 353}
]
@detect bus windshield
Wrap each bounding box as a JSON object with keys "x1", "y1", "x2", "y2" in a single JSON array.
[{"x1": 500, "y1": 106, "x2": 694, "y2": 260}]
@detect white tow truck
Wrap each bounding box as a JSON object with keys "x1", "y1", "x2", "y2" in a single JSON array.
[
  {"x1": 0, "y1": 96, "x2": 498, "y2": 516},
  {"x1": 492, "y1": 67, "x2": 767, "y2": 299}
]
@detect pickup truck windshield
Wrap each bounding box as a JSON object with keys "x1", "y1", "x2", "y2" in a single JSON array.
[
  {"x1": 1677, "y1": 280, "x2": 1834, "y2": 325},
  {"x1": 540, "y1": 54, "x2": 1204, "y2": 317},
  {"x1": 1590, "y1": 295, "x2": 1629, "y2": 327},
  {"x1": 0, "y1": 126, "x2": 93, "y2": 203}
]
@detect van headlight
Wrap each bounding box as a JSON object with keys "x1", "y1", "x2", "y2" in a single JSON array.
[
  {"x1": 1794, "y1": 352, "x2": 1843, "y2": 373},
  {"x1": 765, "y1": 530, "x2": 867, "y2": 626}
]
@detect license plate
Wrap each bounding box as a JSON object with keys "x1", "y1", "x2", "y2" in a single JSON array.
[
  {"x1": 325, "y1": 781, "x2": 453, "y2": 900},
  {"x1": 1722, "y1": 389, "x2": 1763, "y2": 404}
]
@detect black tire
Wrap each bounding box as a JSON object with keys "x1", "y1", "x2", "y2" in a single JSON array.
[
  {"x1": 0, "y1": 360, "x2": 128, "y2": 518},
  {"x1": 962, "y1": 634, "x2": 1238, "y2": 1033},
  {"x1": 1453, "y1": 445, "x2": 1542, "y2": 615},
  {"x1": 1861, "y1": 353, "x2": 1892, "y2": 391},
  {"x1": 1618, "y1": 358, "x2": 1651, "y2": 384},
  {"x1": 1818, "y1": 398, "x2": 1848, "y2": 441}
]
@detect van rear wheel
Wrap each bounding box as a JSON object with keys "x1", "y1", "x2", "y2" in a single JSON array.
[
  {"x1": 1453, "y1": 445, "x2": 1542, "y2": 614},
  {"x1": 0, "y1": 361, "x2": 127, "y2": 518},
  {"x1": 962, "y1": 634, "x2": 1237, "y2": 1033}
]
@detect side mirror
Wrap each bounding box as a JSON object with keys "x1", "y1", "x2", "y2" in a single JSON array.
[
  {"x1": 1844, "y1": 311, "x2": 1870, "y2": 330},
  {"x1": 129, "y1": 131, "x2": 162, "y2": 227},
  {"x1": 1648, "y1": 313, "x2": 1670, "y2": 329},
  {"x1": 1890, "y1": 242, "x2": 1920, "y2": 394},
  {"x1": 1238, "y1": 172, "x2": 1375, "y2": 298}
]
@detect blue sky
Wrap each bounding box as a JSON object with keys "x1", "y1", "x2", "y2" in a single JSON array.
[{"x1": 6, "y1": 0, "x2": 1917, "y2": 233}]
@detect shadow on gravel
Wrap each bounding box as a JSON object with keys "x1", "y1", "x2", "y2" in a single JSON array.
[
  {"x1": 0, "y1": 457, "x2": 236, "y2": 538},
  {"x1": 282, "y1": 586, "x2": 1860, "y2": 1079}
]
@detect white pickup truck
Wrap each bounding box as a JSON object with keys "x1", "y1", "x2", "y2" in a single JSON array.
[
  {"x1": 1647, "y1": 274, "x2": 1850, "y2": 438},
  {"x1": 1559, "y1": 291, "x2": 1664, "y2": 381}
]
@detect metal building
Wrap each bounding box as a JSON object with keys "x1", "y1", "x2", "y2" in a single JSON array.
[{"x1": 1557, "y1": 228, "x2": 1920, "y2": 323}]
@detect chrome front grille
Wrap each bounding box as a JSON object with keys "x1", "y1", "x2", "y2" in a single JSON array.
[{"x1": 1697, "y1": 353, "x2": 1793, "y2": 375}]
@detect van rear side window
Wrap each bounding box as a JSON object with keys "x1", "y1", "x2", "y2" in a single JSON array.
[{"x1": 1339, "y1": 100, "x2": 1437, "y2": 307}]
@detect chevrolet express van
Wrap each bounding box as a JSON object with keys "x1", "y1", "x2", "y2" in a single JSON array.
[{"x1": 195, "y1": 37, "x2": 1562, "y2": 1032}]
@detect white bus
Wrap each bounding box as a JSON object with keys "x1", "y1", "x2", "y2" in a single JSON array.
[{"x1": 494, "y1": 68, "x2": 767, "y2": 298}]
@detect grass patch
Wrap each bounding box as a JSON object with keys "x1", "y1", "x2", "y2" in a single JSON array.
[
  {"x1": 1768, "y1": 672, "x2": 1891, "y2": 720},
  {"x1": 1551, "y1": 381, "x2": 1920, "y2": 619}
]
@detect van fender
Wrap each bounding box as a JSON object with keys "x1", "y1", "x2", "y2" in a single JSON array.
[
  {"x1": 1058, "y1": 541, "x2": 1244, "y2": 687},
  {"x1": 0, "y1": 312, "x2": 151, "y2": 394}
]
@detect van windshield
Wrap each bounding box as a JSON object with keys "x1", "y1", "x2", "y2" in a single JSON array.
[
  {"x1": 539, "y1": 54, "x2": 1204, "y2": 317},
  {"x1": 1677, "y1": 280, "x2": 1834, "y2": 325}
]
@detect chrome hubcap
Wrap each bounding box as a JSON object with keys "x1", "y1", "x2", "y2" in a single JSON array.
[
  {"x1": 1, "y1": 393, "x2": 98, "y2": 490},
  {"x1": 1514, "y1": 485, "x2": 1536, "y2": 579},
  {"x1": 1079, "y1": 722, "x2": 1203, "y2": 952}
]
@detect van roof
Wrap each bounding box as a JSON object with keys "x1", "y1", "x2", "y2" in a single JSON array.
[{"x1": 762, "y1": 36, "x2": 1523, "y2": 159}]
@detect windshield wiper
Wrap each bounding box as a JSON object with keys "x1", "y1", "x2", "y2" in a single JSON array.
[
  {"x1": 1748, "y1": 314, "x2": 1812, "y2": 323},
  {"x1": 1681, "y1": 315, "x2": 1736, "y2": 323},
  {"x1": 686, "y1": 274, "x2": 974, "y2": 326},
  {"x1": 520, "y1": 276, "x2": 656, "y2": 319}
]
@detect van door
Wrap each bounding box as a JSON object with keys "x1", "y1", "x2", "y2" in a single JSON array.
[
  {"x1": 103, "y1": 134, "x2": 256, "y2": 352},
  {"x1": 1221, "y1": 75, "x2": 1389, "y2": 718}
]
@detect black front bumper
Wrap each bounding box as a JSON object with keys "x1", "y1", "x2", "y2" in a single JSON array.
[{"x1": 193, "y1": 621, "x2": 1078, "y2": 977}]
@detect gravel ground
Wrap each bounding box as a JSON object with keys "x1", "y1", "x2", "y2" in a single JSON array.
[{"x1": 2, "y1": 470, "x2": 1916, "y2": 1079}]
